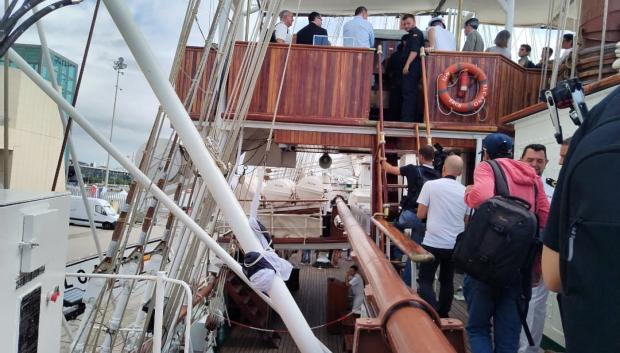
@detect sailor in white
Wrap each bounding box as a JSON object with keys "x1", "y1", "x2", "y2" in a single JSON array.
[{"x1": 346, "y1": 265, "x2": 365, "y2": 314}]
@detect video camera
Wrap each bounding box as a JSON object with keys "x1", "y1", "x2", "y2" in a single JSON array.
[
  {"x1": 541, "y1": 78, "x2": 590, "y2": 144},
  {"x1": 432, "y1": 143, "x2": 458, "y2": 172}
]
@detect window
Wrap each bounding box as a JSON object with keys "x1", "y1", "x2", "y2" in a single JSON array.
[{"x1": 95, "y1": 205, "x2": 103, "y2": 214}]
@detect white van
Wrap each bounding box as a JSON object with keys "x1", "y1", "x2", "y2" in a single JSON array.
[{"x1": 69, "y1": 196, "x2": 119, "y2": 229}]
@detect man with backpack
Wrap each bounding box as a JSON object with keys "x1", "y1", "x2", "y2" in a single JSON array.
[
  {"x1": 382, "y1": 144, "x2": 440, "y2": 243},
  {"x1": 460, "y1": 133, "x2": 549, "y2": 353},
  {"x1": 382, "y1": 144, "x2": 440, "y2": 286},
  {"x1": 542, "y1": 86, "x2": 620, "y2": 353}
]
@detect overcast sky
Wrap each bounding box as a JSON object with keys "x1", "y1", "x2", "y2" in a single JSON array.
[{"x1": 17, "y1": 0, "x2": 210, "y2": 169}]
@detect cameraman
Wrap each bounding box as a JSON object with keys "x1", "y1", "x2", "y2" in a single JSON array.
[
  {"x1": 382, "y1": 144, "x2": 439, "y2": 286},
  {"x1": 381, "y1": 144, "x2": 440, "y2": 243}
]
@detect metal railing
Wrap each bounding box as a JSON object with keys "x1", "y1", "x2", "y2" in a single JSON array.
[{"x1": 65, "y1": 271, "x2": 193, "y2": 353}]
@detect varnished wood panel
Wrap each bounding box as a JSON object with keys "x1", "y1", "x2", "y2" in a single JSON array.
[
  {"x1": 274, "y1": 130, "x2": 374, "y2": 149},
  {"x1": 229, "y1": 42, "x2": 374, "y2": 120},
  {"x1": 174, "y1": 46, "x2": 217, "y2": 120},
  {"x1": 424, "y1": 51, "x2": 543, "y2": 128}
]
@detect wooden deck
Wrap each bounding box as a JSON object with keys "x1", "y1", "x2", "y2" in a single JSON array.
[{"x1": 219, "y1": 253, "x2": 350, "y2": 353}]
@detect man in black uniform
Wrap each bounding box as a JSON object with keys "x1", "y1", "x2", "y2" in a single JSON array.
[
  {"x1": 401, "y1": 14, "x2": 424, "y2": 122},
  {"x1": 296, "y1": 12, "x2": 329, "y2": 45},
  {"x1": 385, "y1": 14, "x2": 416, "y2": 121}
]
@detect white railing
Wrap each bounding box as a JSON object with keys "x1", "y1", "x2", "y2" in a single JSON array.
[{"x1": 65, "y1": 271, "x2": 192, "y2": 353}]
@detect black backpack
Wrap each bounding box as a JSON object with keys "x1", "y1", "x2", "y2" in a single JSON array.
[
  {"x1": 401, "y1": 166, "x2": 440, "y2": 210},
  {"x1": 545, "y1": 86, "x2": 620, "y2": 353},
  {"x1": 453, "y1": 160, "x2": 539, "y2": 288}
]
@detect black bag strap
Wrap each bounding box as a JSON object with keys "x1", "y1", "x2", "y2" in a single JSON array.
[
  {"x1": 487, "y1": 160, "x2": 510, "y2": 197},
  {"x1": 517, "y1": 298, "x2": 535, "y2": 346}
]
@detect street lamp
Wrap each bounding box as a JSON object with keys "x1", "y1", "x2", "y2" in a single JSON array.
[{"x1": 104, "y1": 57, "x2": 127, "y2": 190}]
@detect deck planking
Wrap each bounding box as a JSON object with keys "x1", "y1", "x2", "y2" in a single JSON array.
[{"x1": 219, "y1": 253, "x2": 349, "y2": 353}]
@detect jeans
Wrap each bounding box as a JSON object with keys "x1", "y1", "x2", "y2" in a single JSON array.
[
  {"x1": 418, "y1": 245, "x2": 455, "y2": 318},
  {"x1": 401, "y1": 63, "x2": 422, "y2": 122},
  {"x1": 393, "y1": 209, "x2": 425, "y2": 286},
  {"x1": 518, "y1": 282, "x2": 549, "y2": 353},
  {"x1": 464, "y1": 275, "x2": 522, "y2": 353},
  {"x1": 301, "y1": 250, "x2": 311, "y2": 263}
]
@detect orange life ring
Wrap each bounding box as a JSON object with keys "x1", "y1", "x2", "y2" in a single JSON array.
[{"x1": 437, "y1": 63, "x2": 488, "y2": 114}]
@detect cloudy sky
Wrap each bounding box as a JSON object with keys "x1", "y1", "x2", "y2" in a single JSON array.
[{"x1": 17, "y1": 0, "x2": 212, "y2": 169}]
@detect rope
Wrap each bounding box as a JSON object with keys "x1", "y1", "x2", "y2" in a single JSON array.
[
  {"x1": 598, "y1": 0, "x2": 609, "y2": 81},
  {"x1": 570, "y1": 0, "x2": 582, "y2": 78},
  {"x1": 214, "y1": 311, "x2": 356, "y2": 333}
]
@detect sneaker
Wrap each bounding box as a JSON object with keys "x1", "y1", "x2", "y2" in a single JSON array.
[{"x1": 453, "y1": 286, "x2": 465, "y2": 301}]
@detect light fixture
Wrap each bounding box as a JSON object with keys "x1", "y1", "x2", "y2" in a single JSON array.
[{"x1": 319, "y1": 153, "x2": 332, "y2": 169}]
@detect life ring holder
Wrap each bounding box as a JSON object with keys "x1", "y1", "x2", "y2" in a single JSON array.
[{"x1": 436, "y1": 63, "x2": 489, "y2": 121}]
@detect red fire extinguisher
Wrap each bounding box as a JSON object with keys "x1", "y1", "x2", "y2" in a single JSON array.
[{"x1": 457, "y1": 71, "x2": 470, "y2": 98}]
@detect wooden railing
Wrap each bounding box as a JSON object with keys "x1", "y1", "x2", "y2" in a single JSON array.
[
  {"x1": 228, "y1": 42, "x2": 374, "y2": 122},
  {"x1": 423, "y1": 51, "x2": 544, "y2": 130},
  {"x1": 176, "y1": 44, "x2": 548, "y2": 131}
]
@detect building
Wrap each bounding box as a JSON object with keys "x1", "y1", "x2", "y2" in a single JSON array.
[
  {"x1": 2, "y1": 43, "x2": 78, "y2": 102},
  {"x1": 0, "y1": 66, "x2": 66, "y2": 190},
  {"x1": 67, "y1": 161, "x2": 132, "y2": 185}
]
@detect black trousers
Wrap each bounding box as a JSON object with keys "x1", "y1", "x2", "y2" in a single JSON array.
[
  {"x1": 418, "y1": 245, "x2": 455, "y2": 318},
  {"x1": 401, "y1": 63, "x2": 422, "y2": 122}
]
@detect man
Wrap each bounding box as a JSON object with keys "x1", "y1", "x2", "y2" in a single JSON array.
[
  {"x1": 382, "y1": 145, "x2": 439, "y2": 286},
  {"x1": 342, "y1": 6, "x2": 374, "y2": 48},
  {"x1": 535, "y1": 47, "x2": 554, "y2": 68},
  {"x1": 272, "y1": 10, "x2": 294, "y2": 44},
  {"x1": 518, "y1": 144, "x2": 554, "y2": 353},
  {"x1": 385, "y1": 14, "x2": 415, "y2": 120},
  {"x1": 560, "y1": 33, "x2": 574, "y2": 61},
  {"x1": 464, "y1": 133, "x2": 549, "y2": 353},
  {"x1": 416, "y1": 155, "x2": 468, "y2": 318},
  {"x1": 462, "y1": 17, "x2": 484, "y2": 52},
  {"x1": 345, "y1": 265, "x2": 364, "y2": 314},
  {"x1": 426, "y1": 16, "x2": 456, "y2": 51},
  {"x1": 518, "y1": 44, "x2": 536, "y2": 68},
  {"x1": 296, "y1": 12, "x2": 328, "y2": 45},
  {"x1": 400, "y1": 15, "x2": 424, "y2": 122},
  {"x1": 558, "y1": 137, "x2": 571, "y2": 165}
]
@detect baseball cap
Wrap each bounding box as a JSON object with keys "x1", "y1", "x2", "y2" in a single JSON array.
[
  {"x1": 429, "y1": 16, "x2": 446, "y2": 28},
  {"x1": 481, "y1": 133, "x2": 513, "y2": 157}
]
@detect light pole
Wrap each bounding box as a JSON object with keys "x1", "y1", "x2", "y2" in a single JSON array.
[{"x1": 104, "y1": 57, "x2": 127, "y2": 189}]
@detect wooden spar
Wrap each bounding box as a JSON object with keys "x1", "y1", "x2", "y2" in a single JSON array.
[
  {"x1": 335, "y1": 198, "x2": 456, "y2": 353},
  {"x1": 371, "y1": 216, "x2": 434, "y2": 263},
  {"x1": 420, "y1": 47, "x2": 433, "y2": 145}
]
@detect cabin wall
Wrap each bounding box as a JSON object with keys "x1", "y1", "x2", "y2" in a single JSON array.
[{"x1": 511, "y1": 85, "x2": 616, "y2": 180}]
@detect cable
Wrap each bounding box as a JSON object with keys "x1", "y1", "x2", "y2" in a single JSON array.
[{"x1": 0, "y1": 0, "x2": 80, "y2": 56}]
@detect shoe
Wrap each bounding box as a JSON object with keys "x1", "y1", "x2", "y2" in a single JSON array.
[{"x1": 453, "y1": 287, "x2": 465, "y2": 301}]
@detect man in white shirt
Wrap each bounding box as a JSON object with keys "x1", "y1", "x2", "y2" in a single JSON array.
[
  {"x1": 518, "y1": 144, "x2": 554, "y2": 353},
  {"x1": 346, "y1": 265, "x2": 365, "y2": 314},
  {"x1": 342, "y1": 6, "x2": 374, "y2": 48},
  {"x1": 560, "y1": 33, "x2": 574, "y2": 62},
  {"x1": 272, "y1": 10, "x2": 294, "y2": 44},
  {"x1": 416, "y1": 155, "x2": 468, "y2": 317},
  {"x1": 426, "y1": 16, "x2": 456, "y2": 51}
]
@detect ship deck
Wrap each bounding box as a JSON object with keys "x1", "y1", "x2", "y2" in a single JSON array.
[
  {"x1": 219, "y1": 253, "x2": 473, "y2": 353},
  {"x1": 220, "y1": 253, "x2": 349, "y2": 353}
]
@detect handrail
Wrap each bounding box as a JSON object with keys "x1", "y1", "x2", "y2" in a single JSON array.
[
  {"x1": 335, "y1": 198, "x2": 456, "y2": 353},
  {"x1": 371, "y1": 216, "x2": 435, "y2": 263},
  {"x1": 66, "y1": 271, "x2": 192, "y2": 353}
]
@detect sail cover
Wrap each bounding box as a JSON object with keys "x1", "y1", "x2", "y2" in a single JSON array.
[{"x1": 282, "y1": 0, "x2": 577, "y2": 28}]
